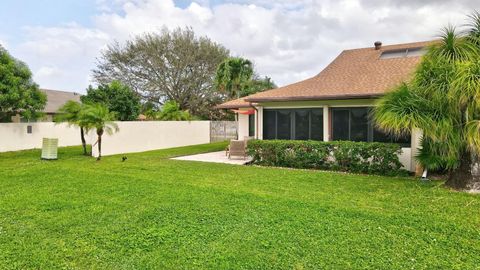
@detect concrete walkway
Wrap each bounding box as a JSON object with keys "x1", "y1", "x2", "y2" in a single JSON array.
[{"x1": 172, "y1": 151, "x2": 252, "y2": 165}]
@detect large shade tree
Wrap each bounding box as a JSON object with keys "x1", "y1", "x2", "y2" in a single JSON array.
[
  {"x1": 374, "y1": 12, "x2": 480, "y2": 190},
  {"x1": 0, "y1": 45, "x2": 46, "y2": 122},
  {"x1": 92, "y1": 27, "x2": 229, "y2": 120}
]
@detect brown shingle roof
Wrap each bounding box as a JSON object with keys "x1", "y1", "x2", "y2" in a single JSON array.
[
  {"x1": 41, "y1": 89, "x2": 82, "y2": 113},
  {"x1": 217, "y1": 40, "x2": 435, "y2": 109},
  {"x1": 215, "y1": 98, "x2": 252, "y2": 109}
]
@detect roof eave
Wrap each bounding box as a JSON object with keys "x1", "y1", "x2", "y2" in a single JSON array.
[
  {"x1": 214, "y1": 104, "x2": 252, "y2": 109},
  {"x1": 244, "y1": 93, "x2": 382, "y2": 102}
]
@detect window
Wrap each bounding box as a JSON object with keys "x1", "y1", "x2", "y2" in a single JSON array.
[
  {"x1": 331, "y1": 107, "x2": 411, "y2": 146},
  {"x1": 263, "y1": 109, "x2": 323, "y2": 140},
  {"x1": 380, "y1": 47, "x2": 426, "y2": 59},
  {"x1": 248, "y1": 114, "x2": 255, "y2": 137}
]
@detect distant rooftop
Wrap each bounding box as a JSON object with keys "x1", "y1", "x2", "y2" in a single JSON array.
[{"x1": 41, "y1": 89, "x2": 81, "y2": 113}]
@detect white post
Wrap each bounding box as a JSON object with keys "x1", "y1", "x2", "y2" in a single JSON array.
[
  {"x1": 323, "y1": 106, "x2": 330, "y2": 141},
  {"x1": 257, "y1": 106, "x2": 263, "y2": 140}
]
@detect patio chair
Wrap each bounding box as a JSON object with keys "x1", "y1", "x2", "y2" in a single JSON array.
[{"x1": 226, "y1": 140, "x2": 247, "y2": 160}]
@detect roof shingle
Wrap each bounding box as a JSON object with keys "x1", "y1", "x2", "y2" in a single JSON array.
[
  {"x1": 217, "y1": 40, "x2": 435, "y2": 109},
  {"x1": 41, "y1": 89, "x2": 81, "y2": 113}
]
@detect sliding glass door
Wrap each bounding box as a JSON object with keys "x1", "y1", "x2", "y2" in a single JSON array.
[{"x1": 263, "y1": 108, "x2": 323, "y2": 140}]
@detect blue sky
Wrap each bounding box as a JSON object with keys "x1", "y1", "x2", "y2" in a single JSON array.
[{"x1": 0, "y1": 0, "x2": 478, "y2": 93}]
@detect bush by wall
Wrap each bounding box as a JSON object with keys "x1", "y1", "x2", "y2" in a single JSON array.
[{"x1": 247, "y1": 140, "x2": 408, "y2": 176}]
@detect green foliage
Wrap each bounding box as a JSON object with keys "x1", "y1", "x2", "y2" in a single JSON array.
[
  {"x1": 79, "y1": 103, "x2": 119, "y2": 160},
  {"x1": 374, "y1": 12, "x2": 480, "y2": 184},
  {"x1": 215, "y1": 57, "x2": 254, "y2": 98},
  {"x1": 0, "y1": 45, "x2": 46, "y2": 121},
  {"x1": 54, "y1": 100, "x2": 83, "y2": 126},
  {"x1": 241, "y1": 75, "x2": 277, "y2": 97},
  {"x1": 247, "y1": 140, "x2": 407, "y2": 176},
  {"x1": 54, "y1": 101, "x2": 91, "y2": 155},
  {"x1": 80, "y1": 103, "x2": 118, "y2": 134},
  {"x1": 156, "y1": 100, "x2": 193, "y2": 121},
  {"x1": 93, "y1": 27, "x2": 230, "y2": 120},
  {"x1": 1, "y1": 143, "x2": 479, "y2": 269},
  {"x1": 81, "y1": 81, "x2": 141, "y2": 121}
]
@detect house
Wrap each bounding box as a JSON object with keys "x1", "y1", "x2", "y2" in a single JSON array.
[
  {"x1": 11, "y1": 89, "x2": 81, "y2": 122},
  {"x1": 217, "y1": 40, "x2": 433, "y2": 172}
]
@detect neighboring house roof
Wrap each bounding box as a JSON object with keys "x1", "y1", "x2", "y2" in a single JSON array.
[
  {"x1": 217, "y1": 40, "x2": 435, "y2": 109},
  {"x1": 41, "y1": 89, "x2": 81, "y2": 113}
]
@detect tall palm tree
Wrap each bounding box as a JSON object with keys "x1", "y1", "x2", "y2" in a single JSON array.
[
  {"x1": 54, "y1": 100, "x2": 89, "y2": 155},
  {"x1": 80, "y1": 103, "x2": 118, "y2": 160},
  {"x1": 374, "y1": 12, "x2": 480, "y2": 190},
  {"x1": 215, "y1": 57, "x2": 254, "y2": 99}
]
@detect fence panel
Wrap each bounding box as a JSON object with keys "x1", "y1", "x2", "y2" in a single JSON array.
[{"x1": 210, "y1": 121, "x2": 237, "y2": 142}]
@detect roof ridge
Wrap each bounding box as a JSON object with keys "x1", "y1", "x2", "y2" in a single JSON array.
[{"x1": 41, "y1": 88, "x2": 79, "y2": 94}]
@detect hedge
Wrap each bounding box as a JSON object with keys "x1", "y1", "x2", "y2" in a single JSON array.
[{"x1": 247, "y1": 140, "x2": 409, "y2": 176}]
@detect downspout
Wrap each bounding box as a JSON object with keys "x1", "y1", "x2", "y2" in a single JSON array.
[{"x1": 250, "y1": 103, "x2": 259, "y2": 139}]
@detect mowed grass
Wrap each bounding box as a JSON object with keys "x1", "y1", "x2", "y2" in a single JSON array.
[{"x1": 0, "y1": 142, "x2": 479, "y2": 269}]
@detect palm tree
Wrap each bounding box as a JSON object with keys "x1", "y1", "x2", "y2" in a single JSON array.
[
  {"x1": 156, "y1": 100, "x2": 192, "y2": 121},
  {"x1": 80, "y1": 103, "x2": 119, "y2": 160},
  {"x1": 54, "y1": 100, "x2": 89, "y2": 155},
  {"x1": 374, "y1": 12, "x2": 480, "y2": 190},
  {"x1": 215, "y1": 57, "x2": 254, "y2": 99}
]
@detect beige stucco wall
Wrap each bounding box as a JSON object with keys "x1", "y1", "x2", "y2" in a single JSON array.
[
  {"x1": 91, "y1": 121, "x2": 211, "y2": 157},
  {"x1": 0, "y1": 122, "x2": 94, "y2": 152}
]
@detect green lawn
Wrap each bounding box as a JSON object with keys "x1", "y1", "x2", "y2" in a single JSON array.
[{"x1": 0, "y1": 142, "x2": 479, "y2": 269}]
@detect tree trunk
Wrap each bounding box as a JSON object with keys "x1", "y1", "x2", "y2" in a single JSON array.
[
  {"x1": 446, "y1": 152, "x2": 480, "y2": 191},
  {"x1": 80, "y1": 127, "x2": 87, "y2": 155},
  {"x1": 97, "y1": 134, "x2": 102, "y2": 161},
  {"x1": 96, "y1": 129, "x2": 104, "y2": 161}
]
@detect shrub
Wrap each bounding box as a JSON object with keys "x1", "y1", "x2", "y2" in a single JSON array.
[{"x1": 247, "y1": 140, "x2": 408, "y2": 176}]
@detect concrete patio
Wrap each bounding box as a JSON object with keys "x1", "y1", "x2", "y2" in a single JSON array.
[{"x1": 172, "y1": 151, "x2": 252, "y2": 165}]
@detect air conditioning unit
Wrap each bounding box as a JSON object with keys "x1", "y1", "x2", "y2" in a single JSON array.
[{"x1": 41, "y1": 138, "x2": 58, "y2": 160}]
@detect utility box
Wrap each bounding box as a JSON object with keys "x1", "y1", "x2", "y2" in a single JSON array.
[{"x1": 41, "y1": 138, "x2": 58, "y2": 160}]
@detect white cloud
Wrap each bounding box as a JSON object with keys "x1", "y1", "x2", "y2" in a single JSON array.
[{"x1": 10, "y1": 0, "x2": 480, "y2": 92}]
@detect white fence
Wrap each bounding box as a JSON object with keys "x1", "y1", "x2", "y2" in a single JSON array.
[
  {"x1": 0, "y1": 121, "x2": 232, "y2": 157},
  {"x1": 0, "y1": 122, "x2": 95, "y2": 152},
  {"x1": 90, "y1": 121, "x2": 211, "y2": 157}
]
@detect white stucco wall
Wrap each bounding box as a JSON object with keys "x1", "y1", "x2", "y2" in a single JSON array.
[
  {"x1": 91, "y1": 121, "x2": 211, "y2": 157},
  {"x1": 237, "y1": 113, "x2": 250, "y2": 140},
  {"x1": 0, "y1": 122, "x2": 93, "y2": 152}
]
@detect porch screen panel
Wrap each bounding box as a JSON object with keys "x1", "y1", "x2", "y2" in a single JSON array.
[
  {"x1": 350, "y1": 108, "x2": 368, "y2": 141},
  {"x1": 373, "y1": 127, "x2": 411, "y2": 146},
  {"x1": 277, "y1": 110, "x2": 292, "y2": 139},
  {"x1": 295, "y1": 110, "x2": 310, "y2": 140},
  {"x1": 310, "y1": 109, "x2": 324, "y2": 141},
  {"x1": 263, "y1": 110, "x2": 276, "y2": 139},
  {"x1": 331, "y1": 107, "x2": 412, "y2": 146},
  {"x1": 248, "y1": 114, "x2": 255, "y2": 137},
  {"x1": 332, "y1": 109, "x2": 350, "y2": 140},
  {"x1": 263, "y1": 108, "x2": 324, "y2": 140}
]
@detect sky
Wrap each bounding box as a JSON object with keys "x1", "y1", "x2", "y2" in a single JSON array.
[{"x1": 1, "y1": 0, "x2": 479, "y2": 93}]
